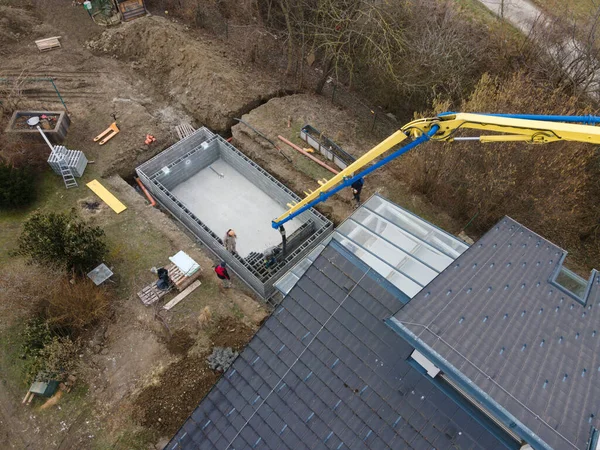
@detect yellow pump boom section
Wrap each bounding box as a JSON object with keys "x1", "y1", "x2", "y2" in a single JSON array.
[{"x1": 272, "y1": 112, "x2": 600, "y2": 228}]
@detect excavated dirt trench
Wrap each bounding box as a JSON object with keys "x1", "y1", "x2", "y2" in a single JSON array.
[{"x1": 88, "y1": 15, "x2": 295, "y2": 134}]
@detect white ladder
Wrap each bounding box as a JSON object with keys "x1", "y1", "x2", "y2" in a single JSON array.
[{"x1": 59, "y1": 157, "x2": 78, "y2": 189}]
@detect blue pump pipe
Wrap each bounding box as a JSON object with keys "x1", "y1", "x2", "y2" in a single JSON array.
[
  {"x1": 439, "y1": 111, "x2": 600, "y2": 125},
  {"x1": 272, "y1": 125, "x2": 440, "y2": 229}
]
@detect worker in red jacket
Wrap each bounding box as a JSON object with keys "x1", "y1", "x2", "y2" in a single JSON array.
[{"x1": 214, "y1": 261, "x2": 231, "y2": 288}]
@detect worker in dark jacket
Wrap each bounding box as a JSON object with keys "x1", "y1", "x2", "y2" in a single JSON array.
[
  {"x1": 351, "y1": 177, "x2": 364, "y2": 208},
  {"x1": 155, "y1": 267, "x2": 170, "y2": 290},
  {"x1": 214, "y1": 261, "x2": 231, "y2": 288}
]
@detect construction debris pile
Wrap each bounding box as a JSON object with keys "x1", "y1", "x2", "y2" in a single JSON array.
[{"x1": 207, "y1": 347, "x2": 238, "y2": 373}]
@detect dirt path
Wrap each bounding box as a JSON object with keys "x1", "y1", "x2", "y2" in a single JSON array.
[
  {"x1": 477, "y1": 0, "x2": 600, "y2": 96},
  {"x1": 0, "y1": 385, "x2": 36, "y2": 449},
  {"x1": 477, "y1": 0, "x2": 544, "y2": 32}
]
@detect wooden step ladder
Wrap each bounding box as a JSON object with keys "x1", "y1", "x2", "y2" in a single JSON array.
[{"x1": 59, "y1": 158, "x2": 78, "y2": 189}]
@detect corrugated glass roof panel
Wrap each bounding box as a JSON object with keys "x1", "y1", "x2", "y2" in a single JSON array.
[
  {"x1": 363, "y1": 195, "x2": 467, "y2": 258},
  {"x1": 274, "y1": 194, "x2": 468, "y2": 298}
]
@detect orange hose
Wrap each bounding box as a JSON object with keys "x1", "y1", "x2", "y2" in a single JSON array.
[
  {"x1": 277, "y1": 136, "x2": 339, "y2": 174},
  {"x1": 134, "y1": 177, "x2": 157, "y2": 207}
]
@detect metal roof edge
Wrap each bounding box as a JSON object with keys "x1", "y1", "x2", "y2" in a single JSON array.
[
  {"x1": 328, "y1": 238, "x2": 411, "y2": 305},
  {"x1": 385, "y1": 317, "x2": 553, "y2": 450},
  {"x1": 502, "y1": 215, "x2": 568, "y2": 254},
  {"x1": 587, "y1": 426, "x2": 599, "y2": 450}
]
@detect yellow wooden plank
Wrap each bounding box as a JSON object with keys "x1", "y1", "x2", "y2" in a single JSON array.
[{"x1": 86, "y1": 179, "x2": 127, "y2": 214}]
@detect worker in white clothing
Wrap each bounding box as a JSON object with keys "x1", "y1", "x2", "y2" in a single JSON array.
[{"x1": 224, "y1": 229, "x2": 237, "y2": 254}]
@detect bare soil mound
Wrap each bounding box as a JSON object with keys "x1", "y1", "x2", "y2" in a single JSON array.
[
  {"x1": 232, "y1": 93, "x2": 382, "y2": 224},
  {"x1": 209, "y1": 316, "x2": 255, "y2": 351},
  {"x1": 88, "y1": 16, "x2": 284, "y2": 131},
  {"x1": 134, "y1": 354, "x2": 218, "y2": 436},
  {"x1": 166, "y1": 329, "x2": 195, "y2": 355},
  {"x1": 134, "y1": 316, "x2": 255, "y2": 436},
  {"x1": 0, "y1": 5, "x2": 41, "y2": 53}
]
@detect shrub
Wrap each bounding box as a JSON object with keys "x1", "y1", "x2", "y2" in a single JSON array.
[
  {"x1": 17, "y1": 211, "x2": 108, "y2": 273},
  {"x1": 22, "y1": 318, "x2": 53, "y2": 358},
  {"x1": 0, "y1": 161, "x2": 36, "y2": 209},
  {"x1": 401, "y1": 72, "x2": 600, "y2": 266},
  {"x1": 44, "y1": 278, "x2": 112, "y2": 332},
  {"x1": 20, "y1": 319, "x2": 79, "y2": 384},
  {"x1": 21, "y1": 318, "x2": 53, "y2": 384},
  {"x1": 38, "y1": 336, "x2": 79, "y2": 381}
]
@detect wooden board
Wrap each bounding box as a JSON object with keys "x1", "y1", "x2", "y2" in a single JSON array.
[
  {"x1": 35, "y1": 36, "x2": 61, "y2": 52},
  {"x1": 166, "y1": 262, "x2": 202, "y2": 291},
  {"x1": 163, "y1": 280, "x2": 201, "y2": 310},
  {"x1": 86, "y1": 179, "x2": 127, "y2": 214}
]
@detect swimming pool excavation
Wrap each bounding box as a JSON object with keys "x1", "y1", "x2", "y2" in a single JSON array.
[{"x1": 136, "y1": 128, "x2": 332, "y2": 300}]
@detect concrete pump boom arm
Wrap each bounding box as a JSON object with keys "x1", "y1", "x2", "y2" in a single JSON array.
[
  {"x1": 272, "y1": 112, "x2": 600, "y2": 229},
  {"x1": 403, "y1": 113, "x2": 600, "y2": 144}
]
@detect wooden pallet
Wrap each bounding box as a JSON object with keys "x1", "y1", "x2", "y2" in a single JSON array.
[
  {"x1": 137, "y1": 263, "x2": 202, "y2": 306},
  {"x1": 175, "y1": 123, "x2": 196, "y2": 140},
  {"x1": 118, "y1": 0, "x2": 146, "y2": 22},
  {"x1": 137, "y1": 283, "x2": 171, "y2": 306},
  {"x1": 35, "y1": 36, "x2": 62, "y2": 52},
  {"x1": 168, "y1": 263, "x2": 202, "y2": 290}
]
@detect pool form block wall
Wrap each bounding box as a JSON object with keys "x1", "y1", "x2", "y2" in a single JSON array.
[{"x1": 136, "y1": 128, "x2": 332, "y2": 300}]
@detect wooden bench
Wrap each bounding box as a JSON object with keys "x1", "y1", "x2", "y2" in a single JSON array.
[{"x1": 35, "y1": 36, "x2": 62, "y2": 52}]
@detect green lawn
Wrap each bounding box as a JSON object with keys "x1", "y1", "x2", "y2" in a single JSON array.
[{"x1": 0, "y1": 321, "x2": 30, "y2": 390}]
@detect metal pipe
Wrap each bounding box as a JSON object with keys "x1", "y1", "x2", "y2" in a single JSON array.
[
  {"x1": 50, "y1": 79, "x2": 68, "y2": 112},
  {"x1": 277, "y1": 135, "x2": 339, "y2": 174},
  {"x1": 36, "y1": 126, "x2": 54, "y2": 151}
]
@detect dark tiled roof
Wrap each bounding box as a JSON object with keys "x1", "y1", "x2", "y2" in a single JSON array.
[
  {"x1": 167, "y1": 243, "x2": 515, "y2": 449},
  {"x1": 393, "y1": 217, "x2": 600, "y2": 450}
]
